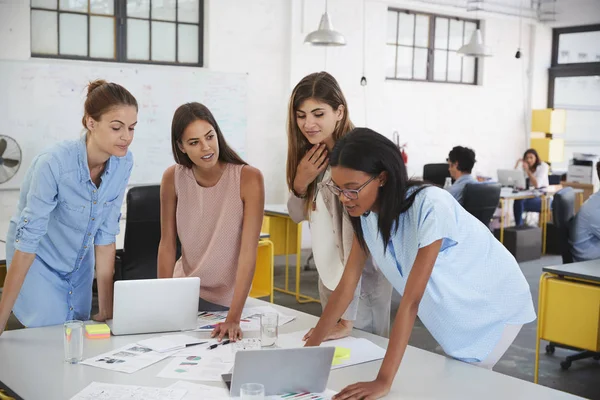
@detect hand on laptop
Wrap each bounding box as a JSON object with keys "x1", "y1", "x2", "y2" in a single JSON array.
[
  {"x1": 303, "y1": 319, "x2": 353, "y2": 342},
  {"x1": 211, "y1": 320, "x2": 243, "y2": 342},
  {"x1": 92, "y1": 310, "x2": 112, "y2": 322},
  {"x1": 332, "y1": 378, "x2": 390, "y2": 400}
]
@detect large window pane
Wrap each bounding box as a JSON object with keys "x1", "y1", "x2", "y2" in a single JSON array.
[
  {"x1": 31, "y1": 0, "x2": 57, "y2": 9},
  {"x1": 59, "y1": 13, "x2": 88, "y2": 56},
  {"x1": 152, "y1": 0, "x2": 176, "y2": 21},
  {"x1": 151, "y1": 21, "x2": 176, "y2": 62},
  {"x1": 90, "y1": 16, "x2": 115, "y2": 59},
  {"x1": 386, "y1": 11, "x2": 398, "y2": 44},
  {"x1": 178, "y1": 24, "x2": 198, "y2": 63},
  {"x1": 31, "y1": 10, "x2": 58, "y2": 54},
  {"x1": 414, "y1": 14, "x2": 429, "y2": 48},
  {"x1": 462, "y1": 56, "x2": 475, "y2": 84},
  {"x1": 90, "y1": 0, "x2": 114, "y2": 15},
  {"x1": 397, "y1": 12, "x2": 414, "y2": 46},
  {"x1": 447, "y1": 51, "x2": 461, "y2": 82},
  {"x1": 558, "y1": 31, "x2": 600, "y2": 64},
  {"x1": 396, "y1": 46, "x2": 413, "y2": 79},
  {"x1": 434, "y1": 17, "x2": 448, "y2": 49},
  {"x1": 127, "y1": 0, "x2": 150, "y2": 19},
  {"x1": 385, "y1": 45, "x2": 397, "y2": 78},
  {"x1": 449, "y1": 19, "x2": 463, "y2": 51},
  {"x1": 413, "y1": 48, "x2": 428, "y2": 80},
  {"x1": 433, "y1": 49, "x2": 447, "y2": 81},
  {"x1": 554, "y1": 76, "x2": 600, "y2": 109},
  {"x1": 178, "y1": 0, "x2": 199, "y2": 23},
  {"x1": 127, "y1": 19, "x2": 150, "y2": 60},
  {"x1": 59, "y1": 0, "x2": 87, "y2": 12}
]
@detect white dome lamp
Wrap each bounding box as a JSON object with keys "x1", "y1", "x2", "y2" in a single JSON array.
[
  {"x1": 458, "y1": 29, "x2": 492, "y2": 57},
  {"x1": 304, "y1": 0, "x2": 346, "y2": 46}
]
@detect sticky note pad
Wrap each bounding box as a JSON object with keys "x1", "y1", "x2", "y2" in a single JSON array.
[
  {"x1": 332, "y1": 347, "x2": 351, "y2": 365},
  {"x1": 85, "y1": 324, "x2": 110, "y2": 339}
]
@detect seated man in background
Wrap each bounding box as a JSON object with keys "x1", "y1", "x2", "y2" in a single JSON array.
[
  {"x1": 569, "y1": 161, "x2": 600, "y2": 261},
  {"x1": 446, "y1": 146, "x2": 477, "y2": 205}
]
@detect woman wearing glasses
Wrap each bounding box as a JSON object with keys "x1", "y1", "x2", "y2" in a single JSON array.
[
  {"x1": 306, "y1": 128, "x2": 535, "y2": 400},
  {"x1": 286, "y1": 72, "x2": 392, "y2": 340}
]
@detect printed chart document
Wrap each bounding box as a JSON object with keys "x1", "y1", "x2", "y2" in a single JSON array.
[
  {"x1": 157, "y1": 350, "x2": 233, "y2": 381},
  {"x1": 278, "y1": 331, "x2": 386, "y2": 370},
  {"x1": 166, "y1": 382, "x2": 337, "y2": 400},
  {"x1": 137, "y1": 334, "x2": 207, "y2": 353},
  {"x1": 196, "y1": 306, "x2": 295, "y2": 331},
  {"x1": 80, "y1": 344, "x2": 174, "y2": 373},
  {"x1": 69, "y1": 382, "x2": 186, "y2": 400}
]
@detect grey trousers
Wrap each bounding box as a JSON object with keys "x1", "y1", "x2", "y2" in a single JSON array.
[{"x1": 318, "y1": 259, "x2": 393, "y2": 338}]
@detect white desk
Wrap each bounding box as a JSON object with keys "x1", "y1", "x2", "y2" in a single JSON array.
[{"x1": 0, "y1": 298, "x2": 582, "y2": 400}]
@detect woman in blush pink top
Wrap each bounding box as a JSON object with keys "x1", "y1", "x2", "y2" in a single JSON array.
[{"x1": 158, "y1": 102, "x2": 265, "y2": 342}]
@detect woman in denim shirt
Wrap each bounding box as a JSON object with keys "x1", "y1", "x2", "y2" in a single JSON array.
[{"x1": 0, "y1": 80, "x2": 137, "y2": 333}]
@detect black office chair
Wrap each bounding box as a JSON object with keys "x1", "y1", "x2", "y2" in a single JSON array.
[
  {"x1": 462, "y1": 183, "x2": 501, "y2": 227},
  {"x1": 119, "y1": 185, "x2": 180, "y2": 280},
  {"x1": 546, "y1": 187, "x2": 600, "y2": 369},
  {"x1": 423, "y1": 163, "x2": 451, "y2": 187}
]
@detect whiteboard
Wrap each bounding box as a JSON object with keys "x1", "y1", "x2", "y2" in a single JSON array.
[{"x1": 0, "y1": 59, "x2": 247, "y2": 189}]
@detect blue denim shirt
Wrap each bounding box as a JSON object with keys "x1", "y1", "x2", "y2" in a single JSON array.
[
  {"x1": 446, "y1": 173, "x2": 477, "y2": 205},
  {"x1": 570, "y1": 192, "x2": 600, "y2": 262},
  {"x1": 6, "y1": 135, "x2": 133, "y2": 327}
]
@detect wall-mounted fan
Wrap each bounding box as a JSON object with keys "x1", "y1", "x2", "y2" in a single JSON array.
[{"x1": 0, "y1": 135, "x2": 22, "y2": 185}]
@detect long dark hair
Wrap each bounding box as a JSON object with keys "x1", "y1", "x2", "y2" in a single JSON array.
[
  {"x1": 523, "y1": 148, "x2": 541, "y2": 172},
  {"x1": 171, "y1": 102, "x2": 246, "y2": 168},
  {"x1": 330, "y1": 128, "x2": 428, "y2": 252}
]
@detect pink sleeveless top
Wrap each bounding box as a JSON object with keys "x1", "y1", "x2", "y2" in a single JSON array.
[{"x1": 173, "y1": 163, "x2": 245, "y2": 306}]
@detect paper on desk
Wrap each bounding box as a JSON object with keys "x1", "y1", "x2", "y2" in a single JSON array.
[
  {"x1": 137, "y1": 334, "x2": 208, "y2": 353},
  {"x1": 80, "y1": 343, "x2": 175, "y2": 373},
  {"x1": 167, "y1": 381, "x2": 229, "y2": 400},
  {"x1": 196, "y1": 306, "x2": 295, "y2": 331},
  {"x1": 157, "y1": 352, "x2": 234, "y2": 381},
  {"x1": 278, "y1": 331, "x2": 386, "y2": 370},
  {"x1": 69, "y1": 382, "x2": 186, "y2": 400}
]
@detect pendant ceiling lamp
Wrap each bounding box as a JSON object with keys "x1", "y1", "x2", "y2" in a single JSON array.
[{"x1": 304, "y1": 0, "x2": 346, "y2": 46}]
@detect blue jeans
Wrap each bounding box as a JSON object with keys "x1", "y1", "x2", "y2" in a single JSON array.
[{"x1": 513, "y1": 197, "x2": 542, "y2": 226}]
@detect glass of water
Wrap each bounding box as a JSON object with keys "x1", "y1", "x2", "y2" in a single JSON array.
[
  {"x1": 260, "y1": 312, "x2": 278, "y2": 347},
  {"x1": 240, "y1": 383, "x2": 265, "y2": 400},
  {"x1": 64, "y1": 320, "x2": 84, "y2": 364}
]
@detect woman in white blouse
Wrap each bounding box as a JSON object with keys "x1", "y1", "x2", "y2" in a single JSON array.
[{"x1": 513, "y1": 149, "x2": 549, "y2": 225}]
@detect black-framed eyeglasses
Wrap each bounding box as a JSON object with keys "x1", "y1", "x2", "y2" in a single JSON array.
[{"x1": 325, "y1": 175, "x2": 377, "y2": 200}]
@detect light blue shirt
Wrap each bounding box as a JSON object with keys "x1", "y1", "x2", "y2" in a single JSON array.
[
  {"x1": 6, "y1": 135, "x2": 133, "y2": 327},
  {"x1": 570, "y1": 191, "x2": 600, "y2": 262},
  {"x1": 360, "y1": 186, "x2": 536, "y2": 362},
  {"x1": 446, "y1": 173, "x2": 477, "y2": 205}
]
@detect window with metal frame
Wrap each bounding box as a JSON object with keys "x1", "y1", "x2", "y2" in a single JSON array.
[
  {"x1": 30, "y1": 0, "x2": 204, "y2": 66},
  {"x1": 386, "y1": 8, "x2": 479, "y2": 85}
]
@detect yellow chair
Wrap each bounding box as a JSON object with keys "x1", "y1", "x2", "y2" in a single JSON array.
[{"x1": 249, "y1": 239, "x2": 274, "y2": 303}]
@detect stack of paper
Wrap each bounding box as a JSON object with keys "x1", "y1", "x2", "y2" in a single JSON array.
[
  {"x1": 70, "y1": 382, "x2": 186, "y2": 400},
  {"x1": 85, "y1": 324, "x2": 110, "y2": 339},
  {"x1": 137, "y1": 334, "x2": 208, "y2": 353},
  {"x1": 81, "y1": 344, "x2": 176, "y2": 373},
  {"x1": 196, "y1": 306, "x2": 296, "y2": 332}
]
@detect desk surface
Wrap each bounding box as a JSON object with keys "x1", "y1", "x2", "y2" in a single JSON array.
[
  {"x1": 264, "y1": 204, "x2": 289, "y2": 217},
  {"x1": 543, "y1": 259, "x2": 600, "y2": 283},
  {"x1": 0, "y1": 298, "x2": 582, "y2": 400}
]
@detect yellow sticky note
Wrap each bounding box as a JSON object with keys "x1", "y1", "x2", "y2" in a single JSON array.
[
  {"x1": 85, "y1": 324, "x2": 110, "y2": 335},
  {"x1": 332, "y1": 347, "x2": 351, "y2": 365}
]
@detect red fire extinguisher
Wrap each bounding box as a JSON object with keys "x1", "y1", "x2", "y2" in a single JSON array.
[{"x1": 393, "y1": 131, "x2": 408, "y2": 165}]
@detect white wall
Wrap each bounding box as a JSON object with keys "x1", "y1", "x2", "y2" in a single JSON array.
[{"x1": 1, "y1": 0, "x2": 594, "y2": 224}]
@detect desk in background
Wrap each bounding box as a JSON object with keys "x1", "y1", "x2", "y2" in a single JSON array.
[
  {"x1": 263, "y1": 204, "x2": 319, "y2": 304},
  {"x1": 0, "y1": 297, "x2": 583, "y2": 400},
  {"x1": 535, "y1": 259, "x2": 600, "y2": 384}
]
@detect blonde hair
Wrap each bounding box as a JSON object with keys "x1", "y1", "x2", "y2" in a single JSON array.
[{"x1": 285, "y1": 72, "x2": 354, "y2": 215}]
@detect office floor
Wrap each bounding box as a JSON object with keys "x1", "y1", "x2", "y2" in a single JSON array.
[
  {"x1": 2, "y1": 253, "x2": 597, "y2": 399},
  {"x1": 273, "y1": 252, "x2": 600, "y2": 400}
]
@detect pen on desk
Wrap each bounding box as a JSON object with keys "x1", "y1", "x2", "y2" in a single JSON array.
[
  {"x1": 208, "y1": 339, "x2": 231, "y2": 350},
  {"x1": 185, "y1": 341, "x2": 208, "y2": 348}
]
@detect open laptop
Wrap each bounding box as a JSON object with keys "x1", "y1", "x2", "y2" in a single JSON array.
[
  {"x1": 497, "y1": 169, "x2": 527, "y2": 190},
  {"x1": 107, "y1": 277, "x2": 200, "y2": 335},
  {"x1": 222, "y1": 347, "x2": 335, "y2": 396}
]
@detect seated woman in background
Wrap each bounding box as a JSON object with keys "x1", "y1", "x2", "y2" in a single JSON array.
[
  {"x1": 305, "y1": 128, "x2": 535, "y2": 399},
  {"x1": 513, "y1": 148, "x2": 549, "y2": 225},
  {"x1": 0, "y1": 80, "x2": 137, "y2": 334},
  {"x1": 158, "y1": 102, "x2": 264, "y2": 342}
]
